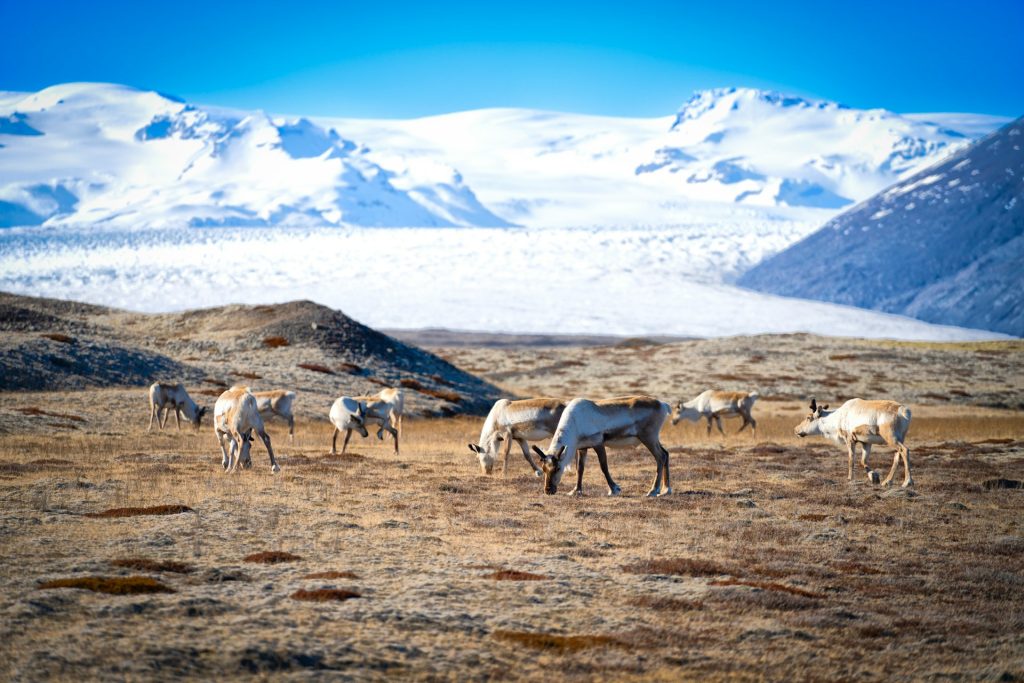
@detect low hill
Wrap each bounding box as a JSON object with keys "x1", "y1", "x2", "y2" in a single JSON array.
[
  {"x1": 0, "y1": 292, "x2": 502, "y2": 415},
  {"x1": 739, "y1": 117, "x2": 1024, "y2": 336}
]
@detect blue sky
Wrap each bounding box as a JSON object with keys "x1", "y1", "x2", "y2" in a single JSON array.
[{"x1": 3, "y1": 0, "x2": 1022, "y2": 118}]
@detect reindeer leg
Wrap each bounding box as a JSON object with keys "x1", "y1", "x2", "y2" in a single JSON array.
[
  {"x1": 880, "y1": 450, "x2": 901, "y2": 487},
  {"x1": 519, "y1": 439, "x2": 542, "y2": 476},
  {"x1": 899, "y1": 443, "x2": 913, "y2": 488},
  {"x1": 568, "y1": 449, "x2": 586, "y2": 496},
  {"x1": 846, "y1": 439, "x2": 856, "y2": 482},
  {"x1": 640, "y1": 436, "x2": 666, "y2": 496},
  {"x1": 705, "y1": 415, "x2": 713, "y2": 436},
  {"x1": 501, "y1": 434, "x2": 513, "y2": 476},
  {"x1": 749, "y1": 415, "x2": 757, "y2": 437},
  {"x1": 386, "y1": 423, "x2": 399, "y2": 455},
  {"x1": 715, "y1": 415, "x2": 725, "y2": 436},
  {"x1": 174, "y1": 406, "x2": 182, "y2": 431},
  {"x1": 158, "y1": 406, "x2": 167, "y2": 429},
  {"x1": 594, "y1": 445, "x2": 621, "y2": 496},
  {"x1": 217, "y1": 432, "x2": 230, "y2": 471},
  {"x1": 258, "y1": 428, "x2": 279, "y2": 473},
  {"x1": 288, "y1": 415, "x2": 294, "y2": 442},
  {"x1": 737, "y1": 415, "x2": 749, "y2": 433},
  {"x1": 341, "y1": 429, "x2": 353, "y2": 455},
  {"x1": 148, "y1": 402, "x2": 157, "y2": 431}
]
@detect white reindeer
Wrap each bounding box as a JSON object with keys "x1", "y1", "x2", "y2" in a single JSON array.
[
  {"x1": 147, "y1": 382, "x2": 207, "y2": 431},
  {"x1": 328, "y1": 396, "x2": 370, "y2": 455},
  {"x1": 532, "y1": 396, "x2": 672, "y2": 497},
  {"x1": 794, "y1": 398, "x2": 913, "y2": 487},
  {"x1": 214, "y1": 386, "x2": 279, "y2": 474},
  {"x1": 468, "y1": 398, "x2": 565, "y2": 476},
  {"x1": 672, "y1": 390, "x2": 758, "y2": 436},
  {"x1": 252, "y1": 390, "x2": 297, "y2": 441}
]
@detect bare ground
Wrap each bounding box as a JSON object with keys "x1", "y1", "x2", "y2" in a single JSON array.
[{"x1": 0, "y1": 333, "x2": 1022, "y2": 681}]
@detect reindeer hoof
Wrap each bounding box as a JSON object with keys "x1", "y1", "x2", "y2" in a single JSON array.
[
  {"x1": 607, "y1": 486, "x2": 622, "y2": 496},
  {"x1": 567, "y1": 489, "x2": 583, "y2": 497},
  {"x1": 867, "y1": 470, "x2": 881, "y2": 485},
  {"x1": 533, "y1": 470, "x2": 542, "y2": 478},
  {"x1": 646, "y1": 489, "x2": 660, "y2": 497},
  {"x1": 658, "y1": 487, "x2": 673, "y2": 497},
  {"x1": 271, "y1": 464, "x2": 281, "y2": 474}
]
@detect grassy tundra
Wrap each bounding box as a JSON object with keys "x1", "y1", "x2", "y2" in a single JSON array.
[{"x1": 0, "y1": 334, "x2": 1022, "y2": 680}]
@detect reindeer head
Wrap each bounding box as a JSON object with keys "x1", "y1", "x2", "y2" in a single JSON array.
[
  {"x1": 531, "y1": 445, "x2": 568, "y2": 494},
  {"x1": 468, "y1": 433, "x2": 503, "y2": 475},
  {"x1": 671, "y1": 400, "x2": 700, "y2": 425},
  {"x1": 240, "y1": 432, "x2": 254, "y2": 469},
  {"x1": 194, "y1": 406, "x2": 208, "y2": 429},
  {"x1": 353, "y1": 403, "x2": 369, "y2": 438},
  {"x1": 794, "y1": 398, "x2": 829, "y2": 437}
]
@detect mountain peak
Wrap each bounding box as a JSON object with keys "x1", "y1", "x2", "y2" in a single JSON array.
[{"x1": 672, "y1": 87, "x2": 847, "y2": 129}]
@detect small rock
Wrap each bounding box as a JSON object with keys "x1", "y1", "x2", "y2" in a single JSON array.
[
  {"x1": 946, "y1": 501, "x2": 969, "y2": 511},
  {"x1": 736, "y1": 499, "x2": 757, "y2": 508}
]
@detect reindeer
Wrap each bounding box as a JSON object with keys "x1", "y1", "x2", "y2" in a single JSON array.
[
  {"x1": 469, "y1": 398, "x2": 565, "y2": 476},
  {"x1": 251, "y1": 390, "x2": 297, "y2": 440},
  {"x1": 214, "y1": 386, "x2": 279, "y2": 473},
  {"x1": 672, "y1": 390, "x2": 758, "y2": 436},
  {"x1": 532, "y1": 396, "x2": 672, "y2": 497},
  {"x1": 147, "y1": 382, "x2": 207, "y2": 431},
  {"x1": 349, "y1": 390, "x2": 403, "y2": 455},
  {"x1": 328, "y1": 396, "x2": 370, "y2": 455},
  {"x1": 794, "y1": 398, "x2": 913, "y2": 487}
]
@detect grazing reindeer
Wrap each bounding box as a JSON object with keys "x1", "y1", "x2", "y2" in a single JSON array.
[
  {"x1": 147, "y1": 382, "x2": 207, "y2": 431},
  {"x1": 672, "y1": 390, "x2": 759, "y2": 436},
  {"x1": 794, "y1": 398, "x2": 913, "y2": 487},
  {"x1": 214, "y1": 386, "x2": 279, "y2": 473},
  {"x1": 532, "y1": 396, "x2": 672, "y2": 497},
  {"x1": 375, "y1": 387, "x2": 405, "y2": 436},
  {"x1": 469, "y1": 398, "x2": 565, "y2": 476},
  {"x1": 328, "y1": 396, "x2": 370, "y2": 455},
  {"x1": 252, "y1": 390, "x2": 297, "y2": 441}
]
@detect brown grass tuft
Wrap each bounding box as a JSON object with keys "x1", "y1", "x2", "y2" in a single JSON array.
[
  {"x1": 709, "y1": 578, "x2": 822, "y2": 598},
  {"x1": 16, "y1": 407, "x2": 86, "y2": 422},
  {"x1": 492, "y1": 630, "x2": 623, "y2": 652},
  {"x1": 483, "y1": 570, "x2": 548, "y2": 581},
  {"x1": 42, "y1": 332, "x2": 74, "y2": 344},
  {"x1": 302, "y1": 571, "x2": 359, "y2": 580},
  {"x1": 244, "y1": 551, "x2": 302, "y2": 564},
  {"x1": 262, "y1": 336, "x2": 289, "y2": 348},
  {"x1": 338, "y1": 362, "x2": 362, "y2": 374},
  {"x1": 291, "y1": 588, "x2": 360, "y2": 602},
  {"x1": 38, "y1": 576, "x2": 175, "y2": 594},
  {"x1": 623, "y1": 557, "x2": 740, "y2": 577},
  {"x1": 297, "y1": 363, "x2": 334, "y2": 375},
  {"x1": 627, "y1": 595, "x2": 704, "y2": 611},
  {"x1": 111, "y1": 558, "x2": 195, "y2": 574},
  {"x1": 85, "y1": 504, "x2": 192, "y2": 518},
  {"x1": 231, "y1": 371, "x2": 262, "y2": 380}
]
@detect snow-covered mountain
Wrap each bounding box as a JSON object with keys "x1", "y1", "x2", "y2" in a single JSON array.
[
  {"x1": 0, "y1": 82, "x2": 1007, "y2": 229},
  {"x1": 0, "y1": 83, "x2": 509, "y2": 229},
  {"x1": 329, "y1": 87, "x2": 1004, "y2": 227},
  {"x1": 739, "y1": 117, "x2": 1024, "y2": 336}
]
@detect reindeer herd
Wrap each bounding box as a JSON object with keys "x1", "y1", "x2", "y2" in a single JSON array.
[{"x1": 147, "y1": 382, "x2": 915, "y2": 494}]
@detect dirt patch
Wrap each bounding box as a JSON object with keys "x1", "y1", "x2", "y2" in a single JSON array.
[
  {"x1": 623, "y1": 557, "x2": 740, "y2": 577},
  {"x1": 42, "y1": 333, "x2": 75, "y2": 344},
  {"x1": 262, "y1": 336, "x2": 289, "y2": 348},
  {"x1": 291, "y1": 588, "x2": 360, "y2": 602},
  {"x1": 244, "y1": 551, "x2": 302, "y2": 564},
  {"x1": 492, "y1": 630, "x2": 624, "y2": 652},
  {"x1": 16, "y1": 407, "x2": 86, "y2": 422},
  {"x1": 111, "y1": 558, "x2": 195, "y2": 574},
  {"x1": 38, "y1": 576, "x2": 175, "y2": 594},
  {"x1": 302, "y1": 571, "x2": 359, "y2": 580},
  {"x1": 483, "y1": 570, "x2": 548, "y2": 581},
  {"x1": 297, "y1": 363, "x2": 334, "y2": 375},
  {"x1": 85, "y1": 504, "x2": 193, "y2": 518}
]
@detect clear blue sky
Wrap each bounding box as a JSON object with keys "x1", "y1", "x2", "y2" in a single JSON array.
[{"x1": 3, "y1": 0, "x2": 1022, "y2": 118}]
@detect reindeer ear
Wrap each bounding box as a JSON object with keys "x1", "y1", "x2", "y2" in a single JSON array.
[
  {"x1": 556, "y1": 445, "x2": 566, "y2": 458},
  {"x1": 531, "y1": 445, "x2": 546, "y2": 458},
  {"x1": 468, "y1": 444, "x2": 479, "y2": 454},
  {"x1": 809, "y1": 398, "x2": 817, "y2": 412},
  {"x1": 822, "y1": 404, "x2": 829, "y2": 411}
]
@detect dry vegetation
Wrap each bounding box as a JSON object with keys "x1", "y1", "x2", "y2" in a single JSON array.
[{"x1": 0, "y1": 334, "x2": 1021, "y2": 680}]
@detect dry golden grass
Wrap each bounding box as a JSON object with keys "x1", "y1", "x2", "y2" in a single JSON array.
[{"x1": 0, "y1": 336, "x2": 1022, "y2": 680}]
